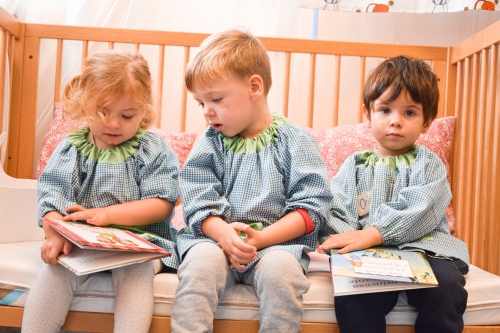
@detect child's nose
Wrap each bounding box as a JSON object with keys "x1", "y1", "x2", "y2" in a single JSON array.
[
  {"x1": 203, "y1": 105, "x2": 215, "y2": 119},
  {"x1": 390, "y1": 114, "x2": 402, "y2": 127},
  {"x1": 106, "y1": 117, "x2": 120, "y2": 128}
]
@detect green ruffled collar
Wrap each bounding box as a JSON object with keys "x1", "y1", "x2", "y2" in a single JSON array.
[
  {"x1": 219, "y1": 113, "x2": 290, "y2": 154},
  {"x1": 66, "y1": 127, "x2": 145, "y2": 163},
  {"x1": 360, "y1": 146, "x2": 417, "y2": 170}
]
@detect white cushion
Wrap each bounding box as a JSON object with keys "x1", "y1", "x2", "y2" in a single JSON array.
[{"x1": 1, "y1": 241, "x2": 500, "y2": 325}]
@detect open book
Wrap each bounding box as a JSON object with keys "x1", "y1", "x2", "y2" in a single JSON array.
[
  {"x1": 44, "y1": 218, "x2": 170, "y2": 275},
  {"x1": 330, "y1": 247, "x2": 438, "y2": 296}
]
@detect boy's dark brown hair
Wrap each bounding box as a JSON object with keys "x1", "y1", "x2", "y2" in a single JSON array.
[{"x1": 363, "y1": 55, "x2": 439, "y2": 125}]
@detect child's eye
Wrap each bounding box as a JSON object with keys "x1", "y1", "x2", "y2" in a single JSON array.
[
  {"x1": 197, "y1": 102, "x2": 204, "y2": 107},
  {"x1": 212, "y1": 97, "x2": 222, "y2": 102},
  {"x1": 404, "y1": 110, "x2": 416, "y2": 116},
  {"x1": 122, "y1": 115, "x2": 133, "y2": 120},
  {"x1": 380, "y1": 108, "x2": 391, "y2": 114}
]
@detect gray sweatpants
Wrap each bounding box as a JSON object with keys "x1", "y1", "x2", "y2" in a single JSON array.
[
  {"x1": 21, "y1": 261, "x2": 154, "y2": 333},
  {"x1": 171, "y1": 242, "x2": 311, "y2": 333}
]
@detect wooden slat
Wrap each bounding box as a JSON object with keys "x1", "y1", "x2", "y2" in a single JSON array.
[
  {"x1": 24, "y1": 24, "x2": 447, "y2": 61},
  {"x1": 81, "y1": 40, "x2": 88, "y2": 68},
  {"x1": 134, "y1": 43, "x2": 140, "y2": 52},
  {"x1": 450, "y1": 19, "x2": 500, "y2": 64},
  {"x1": 0, "y1": 6, "x2": 22, "y2": 38},
  {"x1": 108, "y1": 41, "x2": 114, "y2": 50},
  {"x1": 180, "y1": 46, "x2": 190, "y2": 132},
  {"x1": 282, "y1": 52, "x2": 291, "y2": 117},
  {"x1": 54, "y1": 39, "x2": 63, "y2": 104},
  {"x1": 331, "y1": 55, "x2": 341, "y2": 127},
  {"x1": 432, "y1": 60, "x2": 447, "y2": 119},
  {"x1": 472, "y1": 49, "x2": 488, "y2": 267},
  {"x1": 16, "y1": 36, "x2": 40, "y2": 178},
  {"x1": 307, "y1": 53, "x2": 316, "y2": 128},
  {"x1": 444, "y1": 47, "x2": 458, "y2": 118},
  {"x1": 450, "y1": 60, "x2": 462, "y2": 236},
  {"x1": 155, "y1": 44, "x2": 165, "y2": 128},
  {"x1": 457, "y1": 57, "x2": 470, "y2": 243},
  {"x1": 358, "y1": 56, "x2": 366, "y2": 122},
  {"x1": 489, "y1": 44, "x2": 500, "y2": 274},
  {"x1": 464, "y1": 54, "x2": 479, "y2": 252},
  {"x1": 6, "y1": 23, "x2": 25, "y2": 177},
  {"x1": 0, "y1": 29, "x2": 7, "y2": 132}
]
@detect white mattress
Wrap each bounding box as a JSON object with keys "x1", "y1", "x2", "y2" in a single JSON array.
[{"x1": 1, "y1": 241, "x2": 500, "y2": 325}]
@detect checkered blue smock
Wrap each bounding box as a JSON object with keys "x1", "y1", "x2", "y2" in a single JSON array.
[
  {"x1": 38, "y1": 127, "x2": 181, "y2": 269},
  {"x1": 319, "y1": 145, "x2": 470, "y2": 275},
  {"x1": 177, "y1": 113, "x2": 332, "y2": 273}
]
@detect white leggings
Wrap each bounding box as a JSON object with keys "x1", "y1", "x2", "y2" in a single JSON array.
[{"x1": 21, "y1": 261, "x2": 154, "y2": 333}]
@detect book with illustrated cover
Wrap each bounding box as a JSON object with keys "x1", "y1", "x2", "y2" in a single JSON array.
[
  {"x1": 44, "y1": 218, "x2": 170, "y2": 275},
  {"x1": 330, "y1": 247, "x2": 438, "y2": 296}
]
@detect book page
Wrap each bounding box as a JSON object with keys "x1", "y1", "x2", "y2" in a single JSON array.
[
  {"x1": 45, "y1": 218, "x2": 167, "y2": 252},
  {"x1": 352, "y1": 257, "x2": 414, "y2": 278},
  {"x1": 58, "y1": 247, "x2": 166, "y2": 275}
]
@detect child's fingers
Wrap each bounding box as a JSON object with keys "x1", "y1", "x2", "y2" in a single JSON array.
[{"x1": 65, "y1": 205, "x2": 85, "y2": 213}]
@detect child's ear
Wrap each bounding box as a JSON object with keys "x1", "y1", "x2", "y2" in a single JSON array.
[
  {"x1": 248, "y1": 75, "x2": 264, "y2": 99},
  {"x1": 362, "y1": 104, "x2": 371, "y2": 128},
  {"x1": 421, "y1": 119, "x2": 433, "y2": 134}
]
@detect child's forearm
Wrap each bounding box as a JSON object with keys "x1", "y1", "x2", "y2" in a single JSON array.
[
  {"x1": 200, "y1": 215, "x2": 230, "y2": 241},
  {"x1": 42, "y1": 211, "x2": 66, "y2": 239},
  {"x1": 257, "y1": 211, "x2": 306, "y2": 249},
  {"x1": 106, "y1": 198, "x2": 174, "y2": 227}
]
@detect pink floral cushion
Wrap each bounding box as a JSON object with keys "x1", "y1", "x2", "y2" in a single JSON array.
[
  {"x1": 35, "y1": 103, "x2": 197, "y2": 179},
  {"x1": 307, "y1": 117, "x2": 457, "y2": 236}
]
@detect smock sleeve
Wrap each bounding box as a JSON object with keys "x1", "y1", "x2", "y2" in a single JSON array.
[
  {"x1": 318, "y1": 154, "x2": 360, "y2": 245},
  {"x1": 37, "y1": 139, "x2": 80, "y2": 227},
  {"x1": 373, "y1": 148, "x2": 451, "y2": 245},
  {"x1": 179, "y1": 130, "x2": 232, "y2": 238},
  {"x1": 275, "y1": 127, "x2": 332, "y2": 235},
  {"x1": 136, "y1": 132, "x2": 179, "y2": 204}
]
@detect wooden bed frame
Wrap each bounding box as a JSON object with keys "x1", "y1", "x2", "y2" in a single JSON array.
[{"x1": 0, "y1": 5, "x2": 499, "y2": 333}]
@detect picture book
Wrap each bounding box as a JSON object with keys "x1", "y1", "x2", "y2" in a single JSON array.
[
  {"x1": 44, "y1": 218, "x2": 170, "y2": 275},
  {"x1": 330, "y1": 247, "x2": 438, "y2": 296},
  {"x1": 57, "y1": 247, "x2": 167, "y2": 275}
]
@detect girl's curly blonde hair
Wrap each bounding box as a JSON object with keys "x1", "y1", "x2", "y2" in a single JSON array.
[{"x1": 62, "y1": 50, "x2": 155, "y2": 129}]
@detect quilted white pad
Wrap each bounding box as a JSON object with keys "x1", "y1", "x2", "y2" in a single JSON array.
[{"x1": 1, "y1": 241, "x2": 500, "y2": 325}]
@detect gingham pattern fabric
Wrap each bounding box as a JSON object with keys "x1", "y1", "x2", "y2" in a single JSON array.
[
  {"x1": 38, "y1": 130, "x2": 181, "y2": 269},
  {"x1": 319, "y1": 145, "x2": 470, "y2": 274},
  {"x1": 177, "y1": 114, "x2": 332, "y2": 273}
]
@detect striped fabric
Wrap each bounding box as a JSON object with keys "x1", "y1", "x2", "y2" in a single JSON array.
[
  {"x1": 177, "y1": 114, "x2": 332, "y2": 273},
  {"x1": 37, "y1": 130, "x2": 181, "y2": 269},
  {"x1": 319, "y1": 145, "x2": 470, "y2": 275}
]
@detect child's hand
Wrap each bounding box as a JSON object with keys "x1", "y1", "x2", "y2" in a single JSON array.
[
  {"x1": 319, "y1": 226, "x2": 382, "y2": 254},
  {"x1": 217, "y1": 223, "x2": 258, "y2": 270},
  {"x1": 63, "y1": 205, "x2": 110, "y2": 227},
  {"x1": 242, "y1": 227, "x2": 268, "y2": 251},
  {"x1": 41, "y1": 233, "x2": 73, "y2": 265}
]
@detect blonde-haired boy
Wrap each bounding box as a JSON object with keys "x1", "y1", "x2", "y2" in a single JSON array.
[{"x1": 171, "y1": 29, "x2": 332, "y2": 332}]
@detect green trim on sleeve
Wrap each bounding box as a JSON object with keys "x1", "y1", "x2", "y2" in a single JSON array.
[
  {"x1": 219, "y1": 113, "x2": 290, "y2": 154},
  {"x1": 66, "y1": 127, "x2": 145, "y2": 163}
]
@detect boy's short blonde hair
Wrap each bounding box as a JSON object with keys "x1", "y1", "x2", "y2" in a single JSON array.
[
  {"x1": 363, "y1": 55, "x2": 439, "y2": 125},
  {"x1": 185, "y1": 29, "x2": 272, "y2": 95},
  {"x1": 62, "y1": 50, "x2": 155, "y2": 129}
]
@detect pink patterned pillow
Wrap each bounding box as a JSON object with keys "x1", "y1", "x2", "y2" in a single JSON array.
[
  {"x1": 308, "y1": 117, "x2": 457, "y2": 236},
  {"x1": 35, "y1": 103, "x2": 197, "y2": 179}
]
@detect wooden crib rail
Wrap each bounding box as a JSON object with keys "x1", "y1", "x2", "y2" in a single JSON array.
[
  {"x1": 4, "y1": 20, "x2": 449, "y2": 179},
  {"x1": 447, "y1": 19, "x2": 500, "y2": 275}
]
